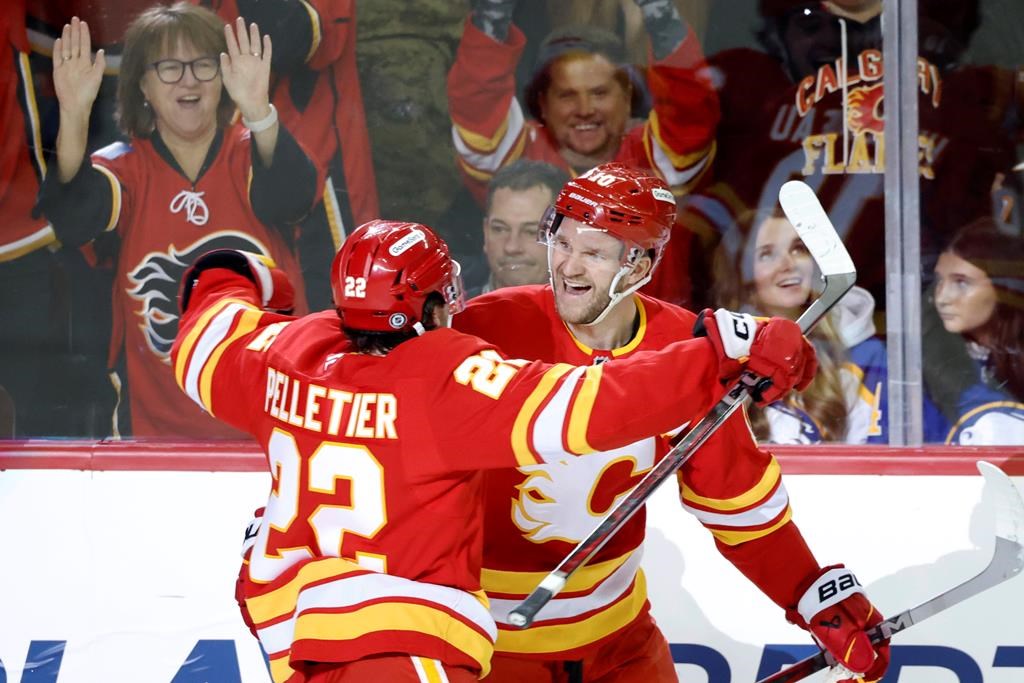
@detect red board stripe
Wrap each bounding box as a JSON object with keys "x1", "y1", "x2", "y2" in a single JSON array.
[{"x1": 0, "y1": 441, "x2": 1022, "y2": 475}]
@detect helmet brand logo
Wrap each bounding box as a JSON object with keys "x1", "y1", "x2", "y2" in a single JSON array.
[
  {"x1": 388, "y1": 229, "x2": 426, "y2": 256},
  {"x1": 651, "y1": 187, "x2": 676, "y2": 204},
  {"x1": 568, "y1": 192, "x2": 598, "y2": 207},
  {"x1": 388, "y1": 313, "x2": 408, "y2": 329}
]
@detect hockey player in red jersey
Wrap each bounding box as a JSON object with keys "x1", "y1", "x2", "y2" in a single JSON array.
[
  {"x1": 453, "y1": 162, "x2": 890, "y2": 682},
  {"x1": 175, "y1": 218, "x2": 817, "y2": 682}
]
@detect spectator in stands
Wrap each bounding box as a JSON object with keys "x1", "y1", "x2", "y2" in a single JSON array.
[
  {"x1": 713, "y1": 205, "x2": 888, "y2": 444},
  {"x1": 681, "y1": 0, "x2": 1017, "y2": 318},
  {"x1": 929, "y1": 218, "x2": 1024, "y2": 444},
  {"x1": 37, "y1": 5, "x2": 319, "y2": 438},
  {"x1": 207, "y1": 0, "x2": 379, "y2": 309},
  {"x1": 470, "y1": 159, "x2": 568, "y2": 297},
  {"x1": 447, "y1": 0, "x2": 719, "y2": 308}
]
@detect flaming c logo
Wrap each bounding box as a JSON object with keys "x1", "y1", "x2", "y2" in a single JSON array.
[
  {"x1": 846, "y1": 83, "x2": 885, "y2": 135},
  {"x1": 126, "y1": 231, "x2": 272, "y2": 361}
]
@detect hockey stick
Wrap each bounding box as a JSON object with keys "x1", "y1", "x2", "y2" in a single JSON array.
[
  {"x1": 508, "y1": 180, "x2": 856, "y2": 628},
  {"x1": 755, "y1": 461, "x2": 1024, "y2": 683}
]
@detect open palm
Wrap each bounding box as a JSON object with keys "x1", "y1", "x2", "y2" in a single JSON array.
[{"x1": 52, "y1": 17, "x2": 105, "y2": 116}]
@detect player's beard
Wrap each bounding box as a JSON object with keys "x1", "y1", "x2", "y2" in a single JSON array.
[{"x1": 553, "y1": 279, "x2": 613, "y2": 326}]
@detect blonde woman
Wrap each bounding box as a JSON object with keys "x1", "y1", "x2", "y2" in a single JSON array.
[{"x1": 714, "y1": 205, "x2": 887, "y2": 443}]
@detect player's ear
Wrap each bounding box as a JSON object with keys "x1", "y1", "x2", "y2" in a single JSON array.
[{"x1": 625, "y1": 252, "x2": 654, "y2": 287}]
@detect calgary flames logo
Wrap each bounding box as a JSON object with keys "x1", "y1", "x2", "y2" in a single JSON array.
[
  {"x1": 512, "y1": 441, "x2": 654, "y2": 543},
  {"x1": 126, "y1": 231, "x2": 272, "y2": 361},
  {"x1": 846, "y1": 83, "x2": 885, "y2": 135}
]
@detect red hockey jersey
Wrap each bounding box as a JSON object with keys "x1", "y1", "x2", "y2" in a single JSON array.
[
  {"x1": 454, "y1": 285, "x2": 820, "y2": 659},
  {"x1": 92, "y1": 128, "x2": 308, "y2": 437},
  {"x1": 447, "y1": 19, "x2": 721, "y2": 308},
  {"x1": 173, "y1": 269, "x2": 731, "y2": 680},
  {"x1": 0, "y1": 1, "x2": 53, "y2": 261}
]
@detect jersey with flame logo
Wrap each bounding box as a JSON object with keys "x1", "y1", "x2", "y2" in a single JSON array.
[
  {"x1": 511, "y1": 440, "x2": 657, "y2": 544},
  {"x1": 127, "y1": 231, "x2": 272, "y2": 360},
  {"x1": 90, "y1": 130, "x2": 308, "y2": 437},
  {"x1": 455, "y1": 285, "x2": 800, "y2": 659}
]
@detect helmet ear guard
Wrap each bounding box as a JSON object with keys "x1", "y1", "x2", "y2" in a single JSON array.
[{"x1": 331, "y1": 220, "x2": 464, "y2": 334}]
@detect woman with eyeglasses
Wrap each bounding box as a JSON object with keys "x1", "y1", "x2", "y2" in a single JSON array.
[{"x1": 37, "y1": 3, "x2": 319, "y2": 438}]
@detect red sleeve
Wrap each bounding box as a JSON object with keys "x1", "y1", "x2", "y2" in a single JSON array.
[
  {"x1": 618, "y1": 31, "x2": 720, "y2": 196},
  {"x1": 424, "y1": 331, "x2": 726, "y2": 472},
  {"x1": 171, "y1": 267, "x2": 295, "y2": 434},
  {"x1": 446, "y1": 18, "x2": 530, "y2": 204},
  {"x1": 676, "y1": 411, "x2": 822, "y2": 610}
]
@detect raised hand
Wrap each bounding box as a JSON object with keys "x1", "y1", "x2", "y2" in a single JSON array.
[
  {"x1": 220, "y1": 17, "x2": 272, "y2": 123},
  {"x1": 52, "y1": 17, "x2": 106, "y2": 116}
]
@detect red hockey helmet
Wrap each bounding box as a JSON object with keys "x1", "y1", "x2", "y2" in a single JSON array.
[
  {"x1": 331, "y1": 220, "x2": 464, "y2": 333},
  {"x1": 549, "y1": 162, "x2": 676, "y2": 268}
]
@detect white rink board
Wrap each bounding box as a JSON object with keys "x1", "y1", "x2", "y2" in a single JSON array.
[{"x1": 0, "y1": 469, "x2": 1022, "y2": 682}]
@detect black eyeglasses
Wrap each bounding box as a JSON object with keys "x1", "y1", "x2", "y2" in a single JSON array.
[{"x1": 148, "y1": 57, "x2": 220, "y2": 84}]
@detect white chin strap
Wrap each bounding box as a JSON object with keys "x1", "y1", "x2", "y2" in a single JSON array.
[{"x1": 583, "y1": 264, "x2": 652, "y2": 327}]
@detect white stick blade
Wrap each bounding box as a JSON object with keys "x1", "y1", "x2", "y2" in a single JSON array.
[
  {"x1": 778, "y1": 181, "x2": 856, "y2": 276},
  {"x1": 977, "y1": 461, "x2": 1024, "y2": 544}
]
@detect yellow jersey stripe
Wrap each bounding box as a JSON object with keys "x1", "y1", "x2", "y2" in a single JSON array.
[
  {"x1": 247, "y1": 558, "x2": 366, "y2": 624},
  {"x1": 92, "y1": 164, "x2": 122, "y2": 232},
  {"x1": 681, "y1": 457, "x2": 782, "y2": 511},
  {"x1": 512, "y1": 363, "x2": 574, "y2": 466},
  {"x1": 710, "y1": 507, "x2": 793, "y2": 546},
  {"x1": 495, "y1": 572, "x2": 647, "y2": 654},
  {"x1": 173, "y1": 298, "x2": 250, "y2": 389},
  {"x1": 199, "y1": 307, "x2": 262, "y2": 415},
  {"x1": 565, "y1": 364, "x2": 602, "y2": 455},
  {"x1": 268, "y1": 653, "x2": 294, "y2": 683},
  {"x1": 293, "y1": 604, "x2": 494, "y2": 675},
  {"x1": 482, "y1": 549, "x2": 631, "y2": 595},
  {"x1": 298, "y1": 0, "x2": 322, "y2": 63},
  {"x1": 647, "y1": 110, "x2": 715, "y2": 169},
  {"x1": 453, "y1": 116, "x2": 511, "y2": 154}
]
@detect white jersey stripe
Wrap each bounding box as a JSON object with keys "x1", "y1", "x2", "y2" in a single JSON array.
[
  {"x1": 257, "y1": 571, "x2": 497, "y2": 654},
  {"x1": 451, "y1": 100, "x2": 525, "y2": 173},
  {"x1": 183, "y1": 303, "x2": 247, "y2": 410},
  {"x1": 683, "y1": 482, "x2": 790, "y2": 528},
  {"x1": 411, "y1": 656, "x2": 451, "y2": 683},
  {"x1": 652, "y1": 135, "x2": 711, "y2": 187},
  {"x1": 488, "y1": 549, "x2": 644, "y2": 625},
  {"x1": 531, "y1": 366, "x2": 586, "y2": 460}
]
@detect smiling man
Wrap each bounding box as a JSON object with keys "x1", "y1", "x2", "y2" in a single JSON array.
[
  {"x1": 474, "y1": 160, "x2": 569, "y2": 297},
  {"x1": 447, "y1": 0, "x2": 721, "y2": 308}
]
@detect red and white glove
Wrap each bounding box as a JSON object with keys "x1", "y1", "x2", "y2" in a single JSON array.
[
  {"x1": 788, "y1": 565, "x2": 891, "y2": 683},
  {"x1": 693, "y1": 308, "x2": 817, "y2": 405},
  {"x1": 180, "y1": 249, "x2": 294, "y2": 314}
]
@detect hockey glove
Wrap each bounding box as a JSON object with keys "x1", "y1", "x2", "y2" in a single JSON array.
[
  {"x1": 788, "y1": 565, "x2": 890, "y2": 683},
  {"x1": 180, "y1": 249, "x2": 294, "y2": 314},
  {"x1": 693, "y1": 308, "x2": 817, "y2": 405}
]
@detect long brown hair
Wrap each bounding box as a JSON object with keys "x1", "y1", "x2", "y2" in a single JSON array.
[
  {"x1": 713, "y1": 204, "x2": 850, "y2": 441},
  {"x1": 943, "y1": 218, "x2": 1024, "y2": 401},
  {"x1": 117, "y1": 2, "x2": 233, "y2": 138}
]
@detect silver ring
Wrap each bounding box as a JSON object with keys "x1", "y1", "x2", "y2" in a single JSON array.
[{"x1": 251, "y1": 52, "x2": 261, "y2": 57}]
